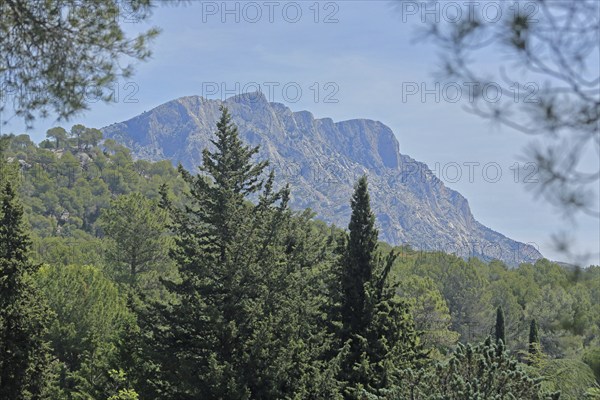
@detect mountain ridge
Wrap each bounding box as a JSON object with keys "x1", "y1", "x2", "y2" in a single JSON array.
[{"x1": 102, "y1": 92, "x2": 542, "y2": 266}]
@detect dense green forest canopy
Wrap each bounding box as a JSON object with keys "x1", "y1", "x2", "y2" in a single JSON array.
[{"x1": 1, "y1": 120, "x2": 598, "y2": 399}]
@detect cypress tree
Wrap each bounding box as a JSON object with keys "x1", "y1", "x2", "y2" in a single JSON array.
[
  {"x1": 495, "y1": 306, "x2": 506, "y2": 345},
  {"x1": 341, "y1": 175, "x2": 378, "y2": 339},
  {"x1": 0, "y1": 182, "x2": 51, "y2": 399},
  {"x1": 529, "y1": 319, "x2": 540, "y2": 355},
  {"x1": 337, "y1": 176, "x2": 424, "y2": 398}
]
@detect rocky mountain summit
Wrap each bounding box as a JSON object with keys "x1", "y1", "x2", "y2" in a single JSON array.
[{"x1": 102, "y1": 92, "x2": 542, "y2": 266}]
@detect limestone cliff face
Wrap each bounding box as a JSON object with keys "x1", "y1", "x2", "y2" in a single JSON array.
[{"x1": 103, "y1": 92, "x2": 542, "y2": 266}]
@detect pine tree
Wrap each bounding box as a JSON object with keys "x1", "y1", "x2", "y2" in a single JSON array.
[
  {"x1": 337, "y1": 176, "x2": 424, "y2": 398},
  {"x1": 0, "y1": 182, "x2": 52, "y2": 399},
  {"x1": 529, "y1": 318, "x2": 540, "y2": 355},
  {"x1": 45, "y1": 127, "x2": 69, "y2": 149},
  {"x1": 495, "y1": 305, "x2": 506, "y2": 345},
  {"x1": 411, "y1": 337, "x2": 560, "y2": 399},
  {"x1": 99, "y1": 192, "x2": 171, "y2": 290}
]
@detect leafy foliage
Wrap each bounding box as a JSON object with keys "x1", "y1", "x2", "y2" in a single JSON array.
[
  {"x1": 395, "y1": 275, "x2": 459, "y2": 355},
  {"x1": 35, "y1": 264, "x2": 134, "y2": 398}
]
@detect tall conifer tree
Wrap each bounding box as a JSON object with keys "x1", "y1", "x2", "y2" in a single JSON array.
[
  {"x1": 139, "y1": 106, "x2": 339, "y2": 399},
  {"x1": 341, "y1": 176, "x2": 378, "y2": 339},
  {"x1": 495, "y1": 306, "x2": 506, "y2": 345},
  {"x1": 529, "y1": 319, "x2": 540, "y2": 356},
  {"x1": 337, "y1": 176, "x2": 424, "y2": 398},
  {"x1": 0, "y1": 181, "x2": 51, "y2": 399}
]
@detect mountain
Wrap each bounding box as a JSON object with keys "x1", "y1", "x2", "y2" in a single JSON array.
[{"x1": 102, "y1": 92, "x2": 542, "y2": 266}]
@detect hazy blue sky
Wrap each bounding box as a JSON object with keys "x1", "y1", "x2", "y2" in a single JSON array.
[{"x1": 2, "y1": 1, "x2": 598, "y2": 264}]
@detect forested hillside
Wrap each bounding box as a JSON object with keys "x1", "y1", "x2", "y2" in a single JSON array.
[{"x1": 1, "y1": 112, "x2": 599, "y2": 399}]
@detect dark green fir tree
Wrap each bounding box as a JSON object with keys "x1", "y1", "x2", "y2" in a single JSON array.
[{"x1": 138, "y1": 106, "x2": 340, "y2": 399}]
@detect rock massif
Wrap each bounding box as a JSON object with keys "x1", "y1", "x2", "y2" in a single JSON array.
[{"x1": 102, "y1": 92, "x2": 542, "y2": 266}]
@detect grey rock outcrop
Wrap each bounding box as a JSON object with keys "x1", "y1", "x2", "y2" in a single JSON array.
[{"x1": 103, "y1": 92, "x2": 542, "y2": 266}]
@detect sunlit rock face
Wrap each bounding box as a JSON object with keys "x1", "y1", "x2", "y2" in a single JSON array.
[{"x1": 103, "y1": 92, "x2": 542, "y2": 266}]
